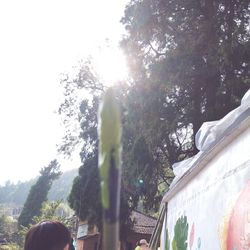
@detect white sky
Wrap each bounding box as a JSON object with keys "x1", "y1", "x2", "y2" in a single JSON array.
[{"x1": 0, "y1": 0, "x2": 128, "y2": 185}]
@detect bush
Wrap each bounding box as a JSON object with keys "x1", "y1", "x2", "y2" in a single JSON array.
[{"x1": 0, "y1": 243, "x2": 20, "y2": 250}]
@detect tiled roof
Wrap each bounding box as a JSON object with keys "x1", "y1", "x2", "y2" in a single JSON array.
[{"x1": 131, "y1": 210, "x2": 157, "y2": 235}]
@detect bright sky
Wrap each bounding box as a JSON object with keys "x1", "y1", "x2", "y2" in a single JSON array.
[{"x1": 0, "y1": 0, "x2": 128, "y2": 185}]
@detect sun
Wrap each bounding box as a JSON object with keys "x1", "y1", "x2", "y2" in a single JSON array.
[{"x1": 93, "y1": 46, "x2": 128, "y2": 87}]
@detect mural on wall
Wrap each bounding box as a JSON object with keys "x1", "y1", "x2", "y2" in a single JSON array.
[
  {"x1": 165, "y1": 180, "x2": 250, "y2": 250},
  {"x1": 165, "y1": 229, "x2": 170, "y2": 250},
  {"x1": 220, "y1": 181, "x2": 250, "y2": 250},
  {"x1": 188, "y1": 223, "x2": 201, "y2": 250},
  {"x1": 165, "y1": 216, "x2": 202, "y2": 250},
  {"x1": 189, "y1": 223, "x2": 194, "y2": 249},
  {"x1": 172, "y1": 216, "x2": 189, "y2": 250}
]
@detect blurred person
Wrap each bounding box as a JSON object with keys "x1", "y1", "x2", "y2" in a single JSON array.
[
  {"x1": 135, "y1": 241, "x2": 141, "y2": 250},
  {"x1": 24, "y1": 220, "x2": 71, "y2": 250},
  {"x1": 139, "y1": 239, "x2": 150, "y2": 250}
]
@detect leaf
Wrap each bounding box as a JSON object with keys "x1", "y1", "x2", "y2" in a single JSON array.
[{"x1": 172, "y1": 216, "x2": 189, "y2": 250}]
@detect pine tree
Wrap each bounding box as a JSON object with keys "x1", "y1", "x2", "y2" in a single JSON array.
[{"x1": 18, "y1": 160, "x2": 61, "y2": 227}]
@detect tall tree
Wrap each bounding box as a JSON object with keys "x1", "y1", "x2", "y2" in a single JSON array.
[
  {"x1": 66, "y1": 90, "x2": 135, "y2": 234},
  {"x1": 18, "y1": 160, "x2": 61, "y2": 227},
  {"x1": 121, "y1": 0, "x2": 250, "y2": 156},
  {"x1": 59, "y1": 64, "x2": 149, "y2": 246},
  {"x1": 58, "y1": 60, "x2": 103, "y2": 227},
  {"x1": 102, "y1": 0, "x2": 250, "y2": 213},
  {"x1": 59, "y1": 0, "x2": 248, "y2": 223},
  {"x1": 59, "y1": 0, "x2": 250, "y2": 224},
  {"x1": 60, "y1": 59, "x2": 175, "y2": 222}
]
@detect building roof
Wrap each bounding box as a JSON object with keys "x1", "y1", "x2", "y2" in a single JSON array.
[{"x1": 131, "y1": 210, "x2": 157, "y2": 235}]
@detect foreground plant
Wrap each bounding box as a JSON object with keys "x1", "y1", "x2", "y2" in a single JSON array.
[{"x1": 98, "y1": 88, "x2": 122, "y2": 250}]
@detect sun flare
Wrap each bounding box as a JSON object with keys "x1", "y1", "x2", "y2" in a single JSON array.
[{"x1": 94, "y1": 47, "x2": 128, "y2": 87}]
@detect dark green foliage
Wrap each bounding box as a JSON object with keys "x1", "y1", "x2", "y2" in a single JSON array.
[
  {"x1": 18, "y1": 160, "x2": 61, "y2": 227},
  {"x1": 119, "y1": 0, "x2": 250, "y2": 211},
  {"x1": 66, "y1": 92, "x2": 135, "y2": 235},
  {"x1": 172, "y1": 216, "x2": 188, "y2": 250},
  {"x1": 65, "y1": 89, "x2": 102, "y2": 228},
  {"x1": 68, "y1": 155, "x2": 102, "y2": 228},
  {"x1": 57, "y1": 59, "x2": 174, "y2": 233},
  {"x1": 121, "y1": 0, "x2": 250, "y2": 155}
]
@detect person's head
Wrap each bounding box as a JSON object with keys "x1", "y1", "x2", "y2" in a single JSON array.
[
  {"x1": 136, "y1": 241, "x2": 140, "y2": 246},
  {"x1": 139, "y1": 239, "x2": 149, "y2": 247},
  {"x1": 24, "y1": 220, "x2": 71, "y2": 250}
]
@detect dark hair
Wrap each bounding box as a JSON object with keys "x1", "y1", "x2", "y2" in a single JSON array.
[{"x1": 24, "y1": 220, "x2": 71, "y2": 250}]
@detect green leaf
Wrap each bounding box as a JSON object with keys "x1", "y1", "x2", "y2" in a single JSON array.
[{"x1": 172, "y1": 216, "x2": 188, "y2": 250}]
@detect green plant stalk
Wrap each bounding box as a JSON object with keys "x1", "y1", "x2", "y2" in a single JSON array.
[
  {"x1": 103, "y1": 222, "x2": 119, "y2": 250},
  {"x1": 98, "y1": 88, "x2": 122, "y2": 250}
]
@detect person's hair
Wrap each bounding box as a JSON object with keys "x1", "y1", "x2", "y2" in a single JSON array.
[{"x1": 24, "y1": 220, "x2": 71, "y2": 250}]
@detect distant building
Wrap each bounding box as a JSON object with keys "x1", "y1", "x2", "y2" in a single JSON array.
[
  {"x1": 126, "y1": 210, "x2": 157, "y2": 249},
  {"x1": 76, "y1": 210, "x2": 157, "y2": 250},
  {"x1": 76, "y1": 221, "x2": 99, "y2": 250}
]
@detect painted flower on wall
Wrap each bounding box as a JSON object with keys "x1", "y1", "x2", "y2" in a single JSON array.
[
  {"x1": 226, "y1": 181, "x2": 250, "y2": 250},
  {"x1": 189, "y1": 223, "x2": 195, "y2": 249}
]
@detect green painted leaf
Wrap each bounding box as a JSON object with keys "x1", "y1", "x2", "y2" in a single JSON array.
[{"x1": 172, "y1": 216, "x2": 188, "y2": 250}]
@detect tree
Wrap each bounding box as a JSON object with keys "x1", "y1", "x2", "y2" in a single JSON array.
[
  {"x1": 66, "y1": 90, "x2": 135, "y2": 232},
  {"x1": 58, "y1": 62, "x2": 140, "y2": 244},
  {"x1": 68, "y1": 150, "x2": 102, "y2": 228},
  {"x1": 59, "y1": 57, "x2": 175, "y2": 224},
  {"x1": 121, "y1": 0, "x2": 250, "y2": 155},
  {"x1": 0, "y1": 215, "x2": 17, "y2": 243},
  {"x1": 114, "y1": 1, "x2": 250, "y2": 211},
  {"x1": 31, "y1": 201, "x2": 74, "y2": 228},
  {"x1": 18, "y1": 160, "x2": 61, "y2": 227}
]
